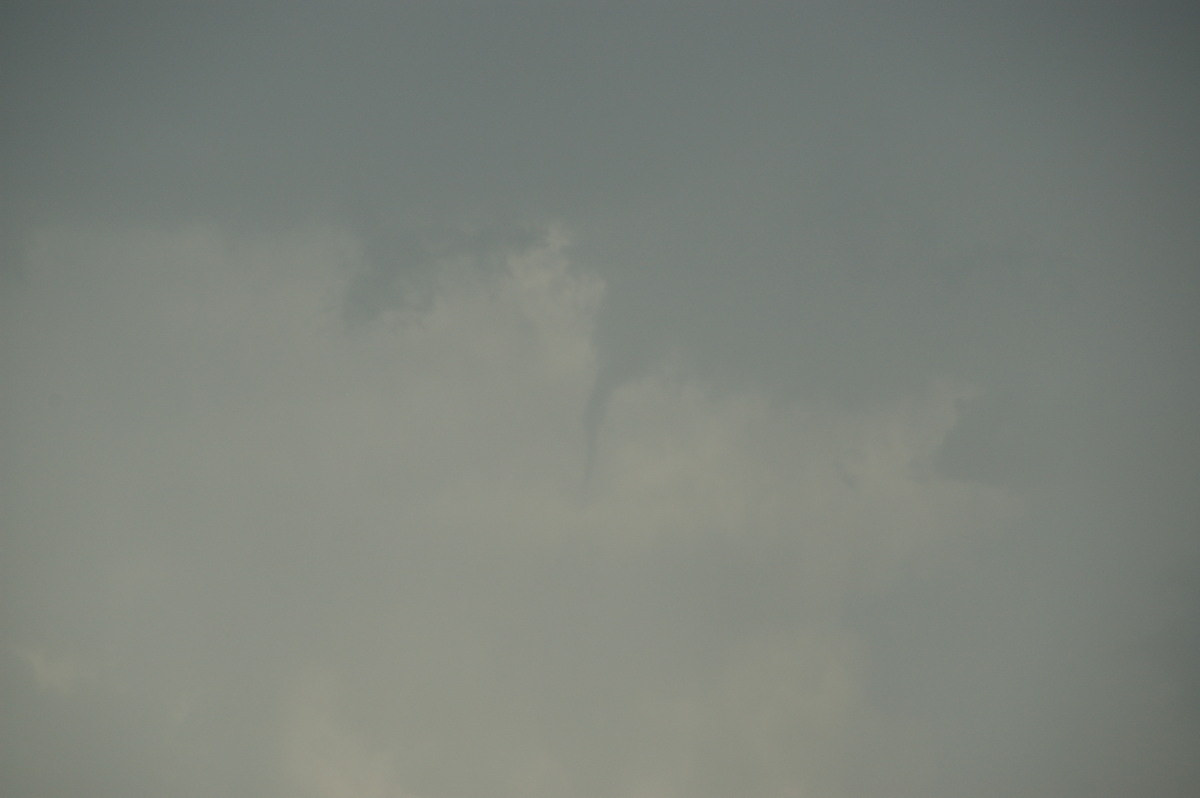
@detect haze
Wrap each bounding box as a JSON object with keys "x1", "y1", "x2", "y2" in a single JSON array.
[{"x1": 3, "y1": 3, "x2": 1198, "y2": 797}]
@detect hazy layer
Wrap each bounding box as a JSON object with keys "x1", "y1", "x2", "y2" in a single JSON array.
[{"x1": 3, "y1": 3, "x2": 1198, "y2": 797}]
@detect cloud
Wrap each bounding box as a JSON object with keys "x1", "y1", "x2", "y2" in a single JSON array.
[
  {"x1": 3, "y1": 5, "x2": 1197, "y2": 795},
  {"x1": 0, "y1": 220, "x2": 1032, "y2": 798},
  {"x1": 15, "y1": 645, "x2": 93, "y2": 696}
]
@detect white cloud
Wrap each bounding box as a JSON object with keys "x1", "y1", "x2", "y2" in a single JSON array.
[{"x1": 3, "y1": 221, "x2": 1020, "y2": 798}]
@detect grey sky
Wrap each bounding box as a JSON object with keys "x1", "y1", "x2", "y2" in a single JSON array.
[{"x1": 3, "y1": 3, "x2": 1199, "y2": 798}]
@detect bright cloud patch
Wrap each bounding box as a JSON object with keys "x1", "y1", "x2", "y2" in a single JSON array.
[{"x1": 2, "y1": 223, "x2": 1017, "y2": 798}]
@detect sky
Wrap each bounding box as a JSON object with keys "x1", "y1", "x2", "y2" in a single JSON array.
[{"x1": 2, "y1": 2, "x2": 1199, "y2": 797}]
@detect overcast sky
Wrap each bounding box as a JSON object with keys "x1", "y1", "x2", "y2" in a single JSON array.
[{"x1": 3, "y1": 2, "x2": 1199, "y2": 797}]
